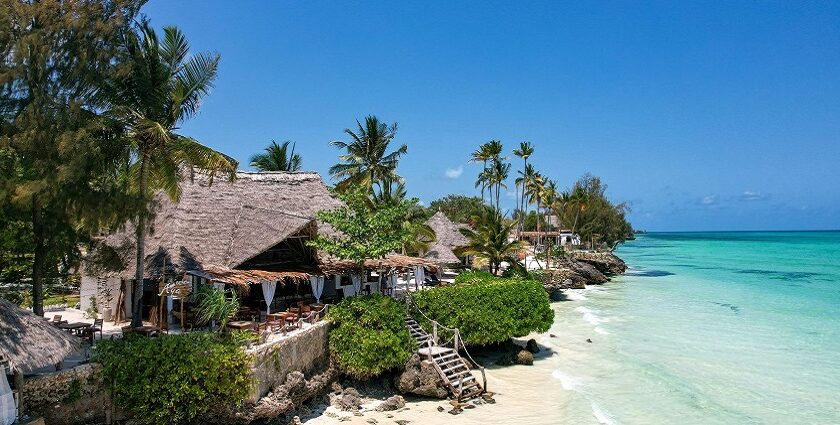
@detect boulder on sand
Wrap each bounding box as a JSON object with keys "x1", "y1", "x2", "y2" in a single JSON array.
[
  {"x1": 395, "y1": 354, "x2": 449, "y2": 399},
  {"x1": 525, "y1": 338, "x2": 540, "y2": 354}
]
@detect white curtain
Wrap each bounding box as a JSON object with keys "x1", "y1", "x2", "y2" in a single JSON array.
[
  {"x1": 0, "y1": 369, "x2": 15, "y2": 425},
  {"x1": 213, "y1": 282, "x2": 225, "y2": 291},
  {"x1": 334, "y1": 275, "x2": 341, "y2": 289},
  {"x1": 310, "y1": 276, "x2": 324, "y2": 303},
  {"x1": 350, "y1": 273, "x2": 362, "y2": 296},
  {"x1": 261, "y1": 281, "x2": 277, "y2": 314},
  {"x1": 414, "y1": 266, "x2": 425, "y2": 288}
]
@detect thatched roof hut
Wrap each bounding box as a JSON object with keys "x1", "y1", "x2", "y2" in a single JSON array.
[
  {"x1": 423, "y1": 211, "x2": 470, "y2": 265},
  {"x1": 0, "y1": 299, "x2": 80, "y2": 372},
  {"x1": 319, "y1": 253, "x2": 439, "y2": 275},
  {"x1": 92, "y1": 171, "x2": 342, "y2": 278}
]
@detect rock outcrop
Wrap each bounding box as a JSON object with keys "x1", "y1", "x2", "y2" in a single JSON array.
[
  {"x1": 394, "y1": 354, "x2": 449, "y2": 399},
  {"x1": 570, "y1": 252, "x2": 627, "y2": 275}
]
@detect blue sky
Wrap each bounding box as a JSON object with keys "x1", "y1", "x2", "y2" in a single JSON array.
[{"x1": 143, "y1": 1, "x2": 839, "y2": 231}]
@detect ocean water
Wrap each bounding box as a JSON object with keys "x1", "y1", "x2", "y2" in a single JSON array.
[{"x1": 533, "y1": 232, "x2": 840, "y2": 424}]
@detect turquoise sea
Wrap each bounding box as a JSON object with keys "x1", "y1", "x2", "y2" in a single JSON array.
[{"x1": 537, "y1": 232, "x2": 840, "y2": 424}]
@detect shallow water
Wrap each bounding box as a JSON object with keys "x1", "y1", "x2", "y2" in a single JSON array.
[{"x1": 543, "y1": 231, "x2": 840, "y2": 424}]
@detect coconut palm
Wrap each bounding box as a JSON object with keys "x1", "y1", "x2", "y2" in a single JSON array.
[
  {"x1": 250, "y1": 140, "x2": 302, "y2": 171},
  {"x1": 515, "y1": 164, "x2": 537, "y2": 235},
  {"x1": 489, "y1": 158, "x2": 511, "y2": 211},
  {"x1": 102, "y1": 21, "x2": 238, "y2": 327},
  {"x1": 526, "y1": 172, "x2": 546, "y2": 267},
  {"x1": 470, "y1": 143, "x2": 493, "y2": 203},
  {"x1": 329, "y1": 115, "x2": 407, "y2": 192},
  {"x1": 570, "y1": 186, "x2": 590, "y2": 237},
  {"x1": 513, "y1": 142, "x2": 534, "y2": 235},
  {"x1": 456, "y1": 207, "x2": 523, "y2": 275}
]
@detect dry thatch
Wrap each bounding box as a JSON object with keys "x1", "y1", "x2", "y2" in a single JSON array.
[
  {"x1": 193, "y1": 264, "x2": 310, "y2": 287},
  {"x1": 319, "y1": 254, "x2": 438, "y2": 275},
  {"x1": 0, "y1": 299, "x2": 80, "y2": 372},
  {"x1": 423, "y1": 211, "x2": 469, "y2": 264},
  {"x1": 94, "y1": 172, "x2": 342, "y2": 279},
  {"x1": 423, "y1": 242, "x2": 462, "y2": 264}
]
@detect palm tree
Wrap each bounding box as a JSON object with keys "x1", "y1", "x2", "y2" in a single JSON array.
[
  {"x1": 103, "y1": 21, "x2": 238, "y2": 327},
  {"x1": 513, "y1": 142, "x2": 534, "y2": 236},
  {"x1": 490, "y1": 158, "x2": 510, "y2": 211},
  {"x1": 456, "y1": 207, "x2": 523, "y2": 275},
  {"x1": 470, "y1": 143, "x2": 493, "y2": 203},
  {"x1": 541, "y1": 179, "x2": 558, "y2": 268},
  {"x1": 330, "y1": 115, "x2": 407, "y2": 192},
  {"x1": 515, "y1": 164, "x2": 537, "y2": 232},
  {"x1": 474, "y1": 167, "x2": 492, "y2": 205},
  {"x1": 570, "y1": 186, "x2": 590, "y2": 237},
  {"x1": 526, "y1": 172, "x2": 545, "y2": 266},
  {"x1": 250, "y1": 140, "x2": 302, "y2": 171}
]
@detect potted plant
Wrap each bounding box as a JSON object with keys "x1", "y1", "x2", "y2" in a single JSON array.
[{"x1": 98, "y1": 278, "x2": 114, "y2": 321}]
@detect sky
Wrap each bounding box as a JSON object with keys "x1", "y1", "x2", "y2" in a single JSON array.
[{"x1": 142, "y1": 1, "x2": 840, "y2": 232}]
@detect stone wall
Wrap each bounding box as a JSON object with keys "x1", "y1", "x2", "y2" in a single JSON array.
[
  {"x1": 247, "y1": 321, "x2": 331, "y2": 401},
  {"x1": 21, "y1": 363, "x2": 115, "y2": 425}
]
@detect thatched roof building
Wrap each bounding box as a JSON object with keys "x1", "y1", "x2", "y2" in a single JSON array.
[
  {"x1": 93, "y1": 171, "x2": 342, "y2": 279},
  {"x1": 423, "y1": 211, "x2": 470, "y2": 265},
  {"x1": 0, "y1": 299, "x2": 80, "y2": 372}
]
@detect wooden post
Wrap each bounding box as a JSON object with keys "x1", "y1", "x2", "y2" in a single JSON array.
[{"x1": 14, "y1": 369, "x2": 23, "y2": 423}]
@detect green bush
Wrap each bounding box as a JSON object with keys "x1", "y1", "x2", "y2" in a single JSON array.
[
  {"x1": 411, "y1": 275, "x2": 554, "y2": 346},
  {"x1": 94, "y1": 332, "x2": 253, "y2": 424},
  {"x1": 326, "y1": 294, "x2": 414, "y2": 378}
]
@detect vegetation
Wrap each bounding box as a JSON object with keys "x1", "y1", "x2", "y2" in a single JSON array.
[
  {"x1": 95, "y1": 332, "x2": 253, "y2": 424},
  {"x1": 329, "y1": 115, "x2": 407, "y2": 192},
  {"x1": 410, "y1": 274, "x2": 554, "y2": 346},
  {"x1": 456, "y1": 207, "x2": 523, "y2": 275},
  {"x1": 558, "y1": 174, "x2": 633, "y2": 250},
  {"x1": 326, "y1": 295, "x2": 414, "y2": 378},
  {"x1": 101, "y1": 20, "x2": 238, "y2": 326},
  {"x1": 0, "y1": 0, "x2": 141, "y2": 315},
  {"x1": 308, "y1": 188, "x2": 414, "y2": 266},
  {"x1": 426, "y1": 194, "x2": 485, "y2": 224},
  {"x1": 372, "y1": 179, "x2": 435, "y2": 255},
  {"x1": 512, "y1": 142, "x2": 534, "y2": 234},
  {"x1": 192, "y1": 285, "x2": 239, "y2": 331},
  {"x1": 250, "y1": 140, "x2": 302, "y2": 171}
]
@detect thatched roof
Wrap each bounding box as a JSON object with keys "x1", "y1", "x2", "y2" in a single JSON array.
[
  {"x1": 95, "y1": 172, "x2": 341, "y2": 279},
  {"x1": 423, "y1": 211, "x2": 469, "y2": 264},
  {"x1": 0, "y1": 299, "x2": 80, "y2": 372},
  {"x1": 320, "y1": 254, "x2": 438, "y2": 275},
  {"x1": 191, "y1": 264, "x2": 310, "y2": 287},
  {"x1": 423, "y1": 242, "x2": 462, "y2": 264}
]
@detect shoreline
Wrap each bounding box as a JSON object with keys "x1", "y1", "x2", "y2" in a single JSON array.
[{"x1": 291, "y1": 252, "x2": 629, "y2": 425}]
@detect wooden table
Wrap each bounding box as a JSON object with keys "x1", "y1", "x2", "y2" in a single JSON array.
[
  {"x1": 226, "y1": 320, "x2": 257, "y2": 330},
  {"x1": 57, "y1": 322, "x2": 90, "y2": 335}
]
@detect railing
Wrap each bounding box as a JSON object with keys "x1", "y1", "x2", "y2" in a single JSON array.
[{"x1": 405, "y1": 294, "x2": 487, "y2": 395}]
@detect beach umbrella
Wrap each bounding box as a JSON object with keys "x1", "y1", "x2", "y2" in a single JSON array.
[{"x1": 0, "y1": 299, "x2": 81, "y2": 422}]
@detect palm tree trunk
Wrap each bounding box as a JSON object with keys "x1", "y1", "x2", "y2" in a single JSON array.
[
  {"x1": 520, "y1": 158, "x2": 527, "y2": 237},
  {"x1": 31, "y1": 196, "x2": 45, "y2": 317},
  {"x1": 131, "y1": 152, "x2": 150, "y2": 328},
  {"x1": 572, "y1": 208, "x2": 581, "y2": 237}
]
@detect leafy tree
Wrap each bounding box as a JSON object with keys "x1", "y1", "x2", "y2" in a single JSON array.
[
  {"x1": 561, "y1": 174, "x2": 632, "y2": 250},
  {"x1": 308, "y1": 188, "x2": 414, "y2": 267},
  {"x1": 456, "y1": 207, "x2": 523, "y2": 275},
  {"x1": 0, "y1": 0, "x2": 141, "y2": 315},
  {"x1": 249, "y1": 140, "x2": 302, "y2": 171},
  {"x1": 372, "y1": 179, "x2": 435, "y2": 255},
  {"x1": 426, "y1": 194, "x2": 486, "y2": 224},
  {"x1": 102, "y1": 20, "x2": 238, "y2": 327},
  {"x1": 329, "y1": 115, "x2": 407, "y2": 192}
]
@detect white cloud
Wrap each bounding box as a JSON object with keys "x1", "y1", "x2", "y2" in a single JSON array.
[
  {"x1": 740, "y1": 191, "x2": 769, "y2": 201},
  {"x1": 444, "y1": 165, "x2": 463, "y2": 179},
  {"x1": 700, "y1": 194, "x2": 718, "y2": 205}
]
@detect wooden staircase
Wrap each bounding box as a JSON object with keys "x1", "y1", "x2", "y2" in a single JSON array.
[{"x1": 404, "y1": 316, "x2": 484, "y2": 401}]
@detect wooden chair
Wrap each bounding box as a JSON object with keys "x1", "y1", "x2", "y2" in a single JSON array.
[
  {"x1": 270, "y1": 320, "x2": 284, "y2": 334},
  {"x1": 84, "y1": 318, "x2": 104, "y2": 343},
  {"x1": 52, "y1": 315, "x2": 66, "y2": 325}
]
